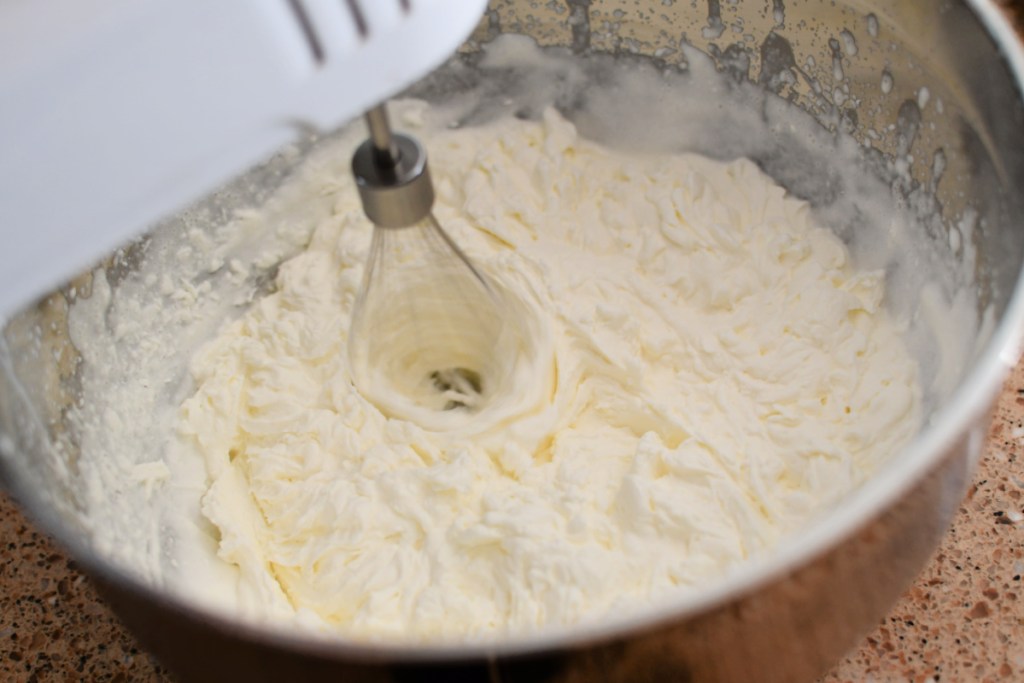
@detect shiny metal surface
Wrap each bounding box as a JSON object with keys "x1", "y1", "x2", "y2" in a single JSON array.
[
  {"x1": 352, "y1": 131, "x2": 435, "y2": 228},
  {"x1": 3, "y1": 1, "x2": 1024, "y2": 682},
  {"x1": 364, "y1": 105, "x2": 402, "y2": 166}
]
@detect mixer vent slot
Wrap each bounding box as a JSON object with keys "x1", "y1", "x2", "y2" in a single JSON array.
[
  {"x1": 286, "y1": 0, "x2": 325, "y2": 64},
  {"x1": 285, "y1": 0, "x2": 416, "y2": 65},
  {"x1": 344, "y1": 0, "x2": 369, "y2": 37},
  {"x1": 344, "y1": 0, "x2": 414, "y2": 37}
]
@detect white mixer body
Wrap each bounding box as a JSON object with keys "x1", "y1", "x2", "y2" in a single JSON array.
[{"x1": 0, "y1": 0, "x2": 487, "y2": 318}]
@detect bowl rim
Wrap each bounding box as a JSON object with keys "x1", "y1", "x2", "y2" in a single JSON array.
[{"x1": 4, "y1": 0, "x2": 1024, "y2": 664}]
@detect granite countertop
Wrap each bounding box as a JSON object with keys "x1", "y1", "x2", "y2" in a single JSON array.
[{"x1": 4, "y1": 3, "x2": 1024, "y2": 681}]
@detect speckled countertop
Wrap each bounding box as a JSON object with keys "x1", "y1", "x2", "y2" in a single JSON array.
[{"x1": 4, "y1": 4, "x2": 1024, "y2": 682}]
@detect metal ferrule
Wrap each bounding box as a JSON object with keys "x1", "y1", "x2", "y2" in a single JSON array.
[{"x1": 352, "y1": 133, "x2": 435, "y2": 228}]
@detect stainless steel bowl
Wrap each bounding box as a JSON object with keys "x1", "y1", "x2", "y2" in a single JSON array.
[{"x1": 3, "y1": 1, "x2": 1024, "y2": 681}]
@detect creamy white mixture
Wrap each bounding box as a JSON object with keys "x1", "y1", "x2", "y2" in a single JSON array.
[{"x1": 175, "y1": 102, "x2": 920, "y2": 640}]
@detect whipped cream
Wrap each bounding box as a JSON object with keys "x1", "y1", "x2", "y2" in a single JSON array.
[{"x1": 176, "y1": 101, "x2": 920, "y2": 641}]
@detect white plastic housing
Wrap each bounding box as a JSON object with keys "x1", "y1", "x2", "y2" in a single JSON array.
[{"x1": 0, "y1": 0, "x2": 487, "y2": 318}]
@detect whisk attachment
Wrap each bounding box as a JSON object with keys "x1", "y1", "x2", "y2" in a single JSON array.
[{"x1": 348, "y1": 104, "x2": 515, "y2": 426}]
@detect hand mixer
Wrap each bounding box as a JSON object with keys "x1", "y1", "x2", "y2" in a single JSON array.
[
  {"x1": 1, "y1": 0, "x2": 509, "y2": 417},
  {"x1": 0, "y1": 0, "x2": 487, "y2": 320}
]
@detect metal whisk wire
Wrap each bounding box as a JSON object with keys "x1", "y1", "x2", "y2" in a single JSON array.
[{"x1": 348, "y1": 103, "x2": 509, "y2": 422}]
